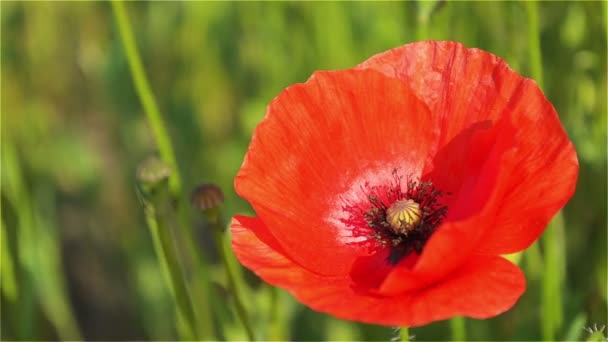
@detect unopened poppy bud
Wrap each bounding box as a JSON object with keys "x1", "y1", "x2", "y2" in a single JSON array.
[
  {"x1": 190, "y1": 184, "x2": 224, "y2": 224},
  {"x1": 191, "y1": 184, "x2": 224, "y2": 210},
  {"x1": 386, "y1": 199, "x2": 421, "y2": 234},
  {"x1": 137, "y1": 157, "x2": 171, "y2": 195}
]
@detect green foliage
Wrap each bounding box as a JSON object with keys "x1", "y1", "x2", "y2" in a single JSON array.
[{"x1": 1, "y1": 1, "x2": 606, "y2": 340}]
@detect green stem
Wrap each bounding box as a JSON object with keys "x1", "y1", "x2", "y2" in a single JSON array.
[
  {"x1": 526, "y1": 2, "x2": 566, "y2": 341},
  {"x1": 541, "y1": 217, "x2": 565, "y2": 342},
  {"x1": 111, "y1": 2, "x2": 215, "y2": 338},
  {"x1": 525, "y1": 0, "x2": 544, "y2": 89},
  {"x1": 416, "y1": 2, "x2": 430, "y2": 41},
  {"x1": 144, "y1": 202, "x2": 199, "y2": 340},
  {"x1": 111, "y1": 0, "x2": 181, "y2": 195},
  {"x1": 526, "y1": 241, "x2": 544, "y2": 281},
  {"x1": 450, "y1": 317, "x2": 467, "y2": 341},
  {"x1": 212, "y1": 227, "x2": 256, "y2": 341},
  {"x1": 400, "y1": 326, "x2": 410, "y2": 342},
  {"x1": 268, "y1": 286, "x2": 285, "y2": 341}
]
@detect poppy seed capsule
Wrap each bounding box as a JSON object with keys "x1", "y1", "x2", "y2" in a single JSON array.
[{"x1": 386, "y1": 199, "x2": 421, "y2": 234}]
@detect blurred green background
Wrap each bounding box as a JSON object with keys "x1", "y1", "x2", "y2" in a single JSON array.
[{"x1": 1, "y1": 1, "x2": 606, "y2": 341}]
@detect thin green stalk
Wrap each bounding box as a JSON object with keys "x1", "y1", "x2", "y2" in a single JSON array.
[
  {"x1": 416, "y1": 2, "x2": 431, "y2": 40},
  {"x1": 526, "y1": 241, "x2": 544, "y2": 281},
  {"x1": 111, "y1": 0, "x2": 180, "y2": 195},
  {"x1": 143, "y1": 199, "x2": 198, "y2": 340},
  {"x1": 526, "y1": 3, "x2": 566, "y2": 341},
  {"x1": 450, "y1": 317, "x2": 467, "y2": 341},
  {"x1": 416, "y1": 0, "x2": 444, "y2": 41},
  {"x1": 212, "y1": 227, "x2": 256, "y2": 341},
  {"x1": 112, "y1": 2, "x2": 215, "y2": 338},
  {"x1": 526, "y1": 0, "x2": 544, "y2": 89},
  {"x1": 541, "y1": 217, "x2": 565, "y2": 341},
  {"x1": 268, "y1": 286, "x2": 285, "y2": 341},
  {"x1": 399, "y1": 327, "x2": 410, "y2": 341}
]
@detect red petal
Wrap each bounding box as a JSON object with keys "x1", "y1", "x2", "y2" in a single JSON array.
[
  {"x1": 376, "y1": 116, "x2": 518, "y2": 293},
  {"x1": 235, "y1": 69, "x2": 437, "y2": 275},
  {"x1": 231, "y1": 216, "x2": 525, "y2": 327},
  {"x1": 474, "y1": 84, "x2": 578, "y2": 254},
  {"x1": 358, "y1": 41, "x2": 578, "y2": 255},
  {"x1": 357, "y1": 41, "x2": 523, "y2": 195}
]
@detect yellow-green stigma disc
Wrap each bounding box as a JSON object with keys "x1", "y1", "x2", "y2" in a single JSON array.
[{"x1": 386, "y1": 199, "x2": 422, "y2": 235}]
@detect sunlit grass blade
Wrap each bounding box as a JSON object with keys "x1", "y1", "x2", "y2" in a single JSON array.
[
  {"x1": 0, "y1": 220, "x2": 18, "y2": 302},
  {"x1": 525, "y1": 1, "x2": 544, "y2": 89},
  {"x1": 525, "y1": 2, "x2": 567, "y2": 340},
  {"x1": 268, "y1": 286, "x2": 288, "y2": 341},
  {"x1": 416, "y1": 0, "x2": 446, "y2": 41},
  {"x1": 1, "y1": 140, "x2": 82, "y2": 340},
  {"x1": 563, "y1": 312, "x2": 586, "y2": 341}
]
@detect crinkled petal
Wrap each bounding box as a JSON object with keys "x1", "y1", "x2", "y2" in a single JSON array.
[
  {"x1": 474, "y1": 83, "x2": 578, "y2": 254},
  {"x1": 357, "y1": 40, "x2": 520, "y2": 196},
  {"x1": 358, "y1": 40, "x2": 578, "y2": 256},
  {"x1": 370, "y1": 113, "x2": 518, "y2": 294},
  {"x1": 235, "y1": 69, "x2": 438, "y2": 275},
  {"x1": 231, "y1": 215, "x2": 525, "y2": 327}
]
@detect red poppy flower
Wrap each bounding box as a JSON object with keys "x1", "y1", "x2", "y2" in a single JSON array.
[{"x1": 231, "y1": 41, "x2": 578, "y2": 327}]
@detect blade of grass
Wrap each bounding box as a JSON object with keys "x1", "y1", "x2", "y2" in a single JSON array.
[
  {"x1": 2, "y1": 140, "x2": 82, "y2": 340},
  {"x1": 0, "y1": 220, "x2": 18, "y2": 302},
  {"x1": 525, "y1": 2, "x2": 566, "y2": 341},
  {"x1": 563, "y1": 312, "x2": 586, "y2": 341},
  {"x1": 526, "y1": 0, "x2": 544, "y2": 89}
]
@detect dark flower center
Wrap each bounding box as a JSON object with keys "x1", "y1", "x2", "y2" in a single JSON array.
[{"x1": 360, "y1": 169, "x2": 448, "y2": 265}]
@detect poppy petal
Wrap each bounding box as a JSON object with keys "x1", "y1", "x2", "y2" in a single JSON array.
[
  {"x1": 358, "y1": 40, "x2": 578, "y2": 256},
  {"x1": 377, "y1": 116, "x2": 518, "y2": 293},
  {"x1": 357, "y1": 41, "x2": 525, "y2": 196},
  {"x1": 236, "y1": 69, "x2": 438, "y2": 276},
  {"x1": 231, "y1": 215, "x2": 525, "y2": 327},
  {"x1": 474, "y1": 84, "x2": 578, "y2": 255},
  {"x1": 231, "y1": 215, "x2": 303, "y2": 282}
]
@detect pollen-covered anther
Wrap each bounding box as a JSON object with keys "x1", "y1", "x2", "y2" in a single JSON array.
[{"x1": 386, "y1": 199, "x2": 422, "y2": 235}]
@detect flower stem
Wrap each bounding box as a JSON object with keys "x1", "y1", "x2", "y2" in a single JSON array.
[
  {"x1": 450, "y1": 317, "x2": 467, "y2": 341},
  {"x1": 111, "y1": 2, "x2": 216, "y2": 338},
  {"x1": 141, "y1": 192, "x2": 199, "y2": 340},
  {"x1": 111, "y1": 0, "x2": 181, "y2": 195},
  {"x1": 541, "y1": 216, "x2": 565, "y2": 341},
  {"x1": 525, "y1": 0, "x2": 544, "y2": 89},
  {"x1": 212, "y1": 227, "x2": 256, "y2": 341},
  {"x1": 399, "y1": 326, "x2": 410, "y2": 341}
]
